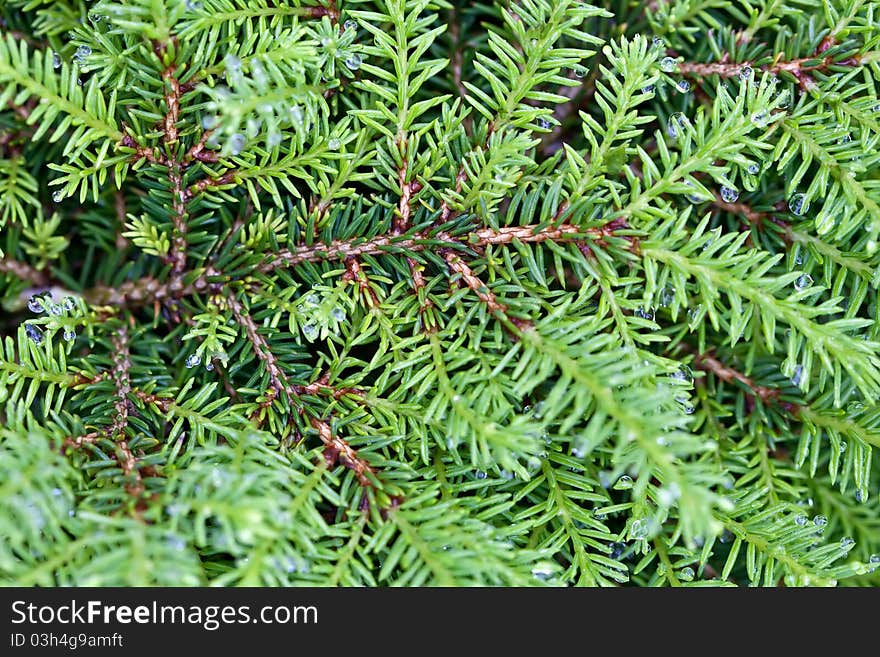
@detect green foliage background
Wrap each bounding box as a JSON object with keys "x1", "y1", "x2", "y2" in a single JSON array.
[{"x1": 1, "y1": 0, "x2": 879, "y2": 586}]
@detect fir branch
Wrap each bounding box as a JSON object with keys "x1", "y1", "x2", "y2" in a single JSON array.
[{"x1": 3, "y1": 0, "x2": 880, "y2": 588}]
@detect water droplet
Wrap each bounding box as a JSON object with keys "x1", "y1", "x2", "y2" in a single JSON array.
[
  {"x1": 840, "y1": 536, "x2": 855, "y2": 550},
  {"x1": 250, "y1": 58, "x2": 267, "y2": 84},
  {"x1": 636, "y1": 306, "x2": 655, "y2": 321},
  {"x1": 641, "y1": 83, "x2": 655, "y2": 94},
  {"x1": 24, "y1": 323, "x2": 43, "y2": 344},
  {"x1": 228, "y1": 133, "x2": 245, "y2": 155},
  {"x1": 531, "y1": 563, "x2": 554, "y2": 581},
  {"x1": 27, "y1": 296, "x2": 44, "y2": 313},
  {"x1": 676, "y1": 79, "x2": 691, "y2": 93},
  {"x1": 738, "y1": 65, "x2": 752, "y2": 81},
  {"x1": 747, "y1": 163, "x2": 759, "y2": 175},
  {"x1": 838, "y1": 132, "x2": 852, "y2": 145},
  {"x1": 201, "y1": 114, "x2": 217, "y2": 130},
  {"x1": 684, "y1": 180, "x2": 705, "y2": 204},
  {"x1": 592, "y1": 508, "x2": 607, "y2": 520},
  {"x1": 652, "y1": 36, "x2": 664, "y2": 50},
  {"x1": 660, "y1": 57, "x2": 677, "y2": 73},
  {"x1": 794, "y1": 513, "x2": 808, "y2": 526},
  {"x1": 328, "y1": 138, "x2": 340, "y2": 150},
  {"x1": 267, "y1": 130, "x2": 282, "y2": 148},
  {"x1": 538, "y1": 117, "x2": 552, "y2": 130},
  {"x1": 794, "y1": 274, "x2": 812, "y2": 291},
  {"x1": 813, "y1": 515, "x2": 827, "y2": 527},
  {"x1": 751, "y1": 111, "x2": 768, "y2": 128},
  {"x1": 185, "y1": 353, "x2": 201, "y2": 368},
  {"x1": 331, "y1": 306, "x2": 346, "y2": 322},
  {"x1": 475, "y1": 470, "x2": 488, "y2": 480},
  {"x1": 62, "y1": 296, "x2": 75, "y2": 311},
  {"x1": 52, "y1": 51, "x2": 61, "y2": 68},
  {"x1": 789, "y1": 363, "x2": 804, "y2": 387},
  {"x1": 62, "y1": 329, "x2": 76, "y2": 342},
  {"x1": 225, "y1": 54, "x2": 242, "y2": 72},
  {"x1": 613, "y1": 475, "x2": 634, "y2": 490},
  {"x1": 674, "y1": 394, "x2": 695, "y2": 414},
  {"x1": 720, "y1": 186, "x2": 739, "y2": 203},
  {"x1": 777, "y1": 89, "x2": 790, "y2": 109},
  {"x1": 345, "y1": 54, "x2": 362, "y2": 70},
  {"x1": 302, "y1": 323, "x2": 319, "y2": 340},
  {"x1": 657, "y1": 482, "x2": 681, "y2": 506},
  {"x1": 76, "y1": 45, "x2": 91, "y2": 58},
  {"x1": 205, "y1": 361, "x2": 215, "y2": 371},
  {"x1": 52, "y1": 190, "x2": 64, "y2": 203},
  {"x1": 789, "y1": 192, "x2": 808, "y2": 215},
  {"x1": 679, "y1": 566, "x2": 695, "y2": 582},
  {"x1": 719, "y1": 529, "x2": 733, "y2": 543},
  {"x1": 855, "y1": 490, "x2": 865, "y2": 503},
  {"x1": 671, "y1": 365, "x2": 694, "y2": 383},
  {"x1": 629, "y1": 518, "x2": 648, "y2": 539},
  {"x1": 47, "y1": 303, "x2": 63, "y2": 316},
  {"x1": 344, "y1": 19, "x2": 357, "y2": 31},
  {"x1": 666, "y1": 112, "x2": 689, "y2": 139},
  {"x1": 573, "y1": 65, "x2": 587, "y2": 78},
  {"x1": 839, "y1": 440, "x2": 847, "y2": 453},
  {"x1": 869, "y1": 554, "x2": 880, "y2": 566}
]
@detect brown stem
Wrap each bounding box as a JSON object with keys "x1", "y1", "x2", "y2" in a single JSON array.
[
  {"x1": 442, "y1": 249, "x2": 509, "y2": 318},
  {"x1": 679, "y1": 52, "x2": 864, "y2": 91},
  {"x1": 185, "y1": 171, "x2": 238, "y2": 200},
  {"x1": 109, "y1": 325, "x2": 147, "y2": 499},
  {"x1": 712, "y1": 194, "x2": 793, "y2": 245},
  {"x1": 133, "y1": 388, "x2": 172, "y2": 413},
  {"x1": 296, "y1": 371, "x2": 364, "y2": 400},
  {"x1": 0, "y1": 257, "x2": 49, "y2": 286},
  {"x1": 692, "y1": 350, "x2": 782, "y2": 406},
  {"x1": 311, "y1": 417, "x2": 376, "y2": 488},
  {"x1": 158, "y1": 61, "x2": 190, "y2": 276},
  {"x1": 263, "y1": 222, "x2": 603, "y2": 273},
  {"x1": 227, "y1": 292, "x2": 292, "y2": 394},
  {"x1": 342, "y1": 257, "x2": 380, "y2": 307},
  {"x1": 84, "y1": 270, "x2": 214, "y2": 308},
  {"x1": 84, "y1": 223, "x2": 619, "y2": 313},
  {"x1": 439, "y1": 166, "x2": 468, "y2": 222},
  {"x1": 184, "y1": 128, "x2": 219, "y2": 165}
]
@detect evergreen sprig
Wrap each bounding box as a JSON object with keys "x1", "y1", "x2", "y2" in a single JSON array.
[{"x1": 1, "y1": 0, "x2": 879, "y2": 586}]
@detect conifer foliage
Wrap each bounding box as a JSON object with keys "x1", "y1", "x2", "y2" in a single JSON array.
[{"x1": 1, "y1": 0, "x2": 880, "y2": 587}]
